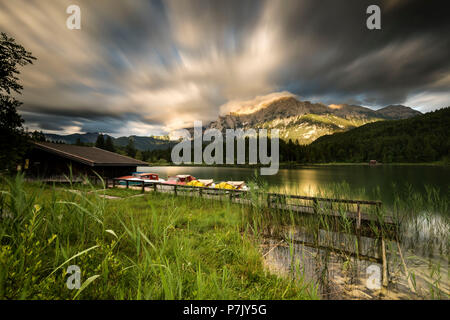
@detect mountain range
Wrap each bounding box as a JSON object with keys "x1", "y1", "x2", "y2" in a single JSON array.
[
  {"x1": 304, "y1": 107, "x2": 449, "y2": 163},
  {"x1": 44, "y1": 133, "x2": 175, "y2": 151},
  {"x1": 44, "y1": 95, "x2": 422, "y2": 149},
  {"x1": 205, "y1": 96, "x2": 422, "y2": 144}
]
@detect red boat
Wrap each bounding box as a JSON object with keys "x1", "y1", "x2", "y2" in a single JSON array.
[
  {"x1": 116, "y1": 172, "x2": 166, "y2": 185},
  {"x1": 163, "y1": 175, "x2": 196, "y2": 185}
]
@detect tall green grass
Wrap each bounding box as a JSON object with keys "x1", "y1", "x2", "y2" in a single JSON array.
[
  {"x1": 0, "y1": 174, "x2": 317, "y2": 300},
  {"x1": 243, "y1": 178, "x2": 449, "y2": 299}
]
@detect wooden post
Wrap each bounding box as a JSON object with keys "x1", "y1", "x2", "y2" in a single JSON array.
[
  {"x1": 126, "y1": 180, "x2": 129, "y2": 189},
  {"x1": 356, "y1": 202, "x2": 361, "y2": 230},
  {"x1": 199, "y1": 187, "x2": 203, "y2": 198},
  {"x1": 381, "y1": 236, "x2": 388, "y2": 287},
  {"x1": 313, "y1": 198, "x2": 319, "y2": 214},
  {"x1": 174, "y1": 185, "x2": 177, "y2": 196},
  {"x1": 141, "y1": 181, "x2": 145, "y2": 193},
  {"x1": 153, "y1": 182, "x2": 157, "y2": 193}
]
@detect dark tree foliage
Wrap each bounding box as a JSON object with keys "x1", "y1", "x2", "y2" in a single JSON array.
[
  {"x1": 141, "y1": 148, "x2": 172, "y2": 163},
  {"x1": 104, "y1": 135, "x2": 115, "y2": 152},
  {"x1": 303, "y1": 107, "x2": 450, "y2": 163},
  {"x1": 29, "y1": 130, "x2": 46, "y2": 142},
  {"x1": 125, "y1": 138, "x2": 137, "y2": 158},
  {"x1": 95, "y1": 134, "x2": 105, "y2": 149},
  {"x1": 95, "y1": 133, "x2": 116, "y2": 152},
  {"x1": 139, "y1": 108, "x2": 449, "y2": 165},
  {"x1": 0, "y1": 32, "x2": 36, "y2": 171}
]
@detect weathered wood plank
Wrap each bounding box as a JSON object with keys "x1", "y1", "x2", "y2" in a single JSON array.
[{"x1": 110, "y1": 179, "x2": 395, "y2": 225}]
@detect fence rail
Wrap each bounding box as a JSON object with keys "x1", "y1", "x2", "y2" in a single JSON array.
[{"x1": 109, "y1": 178, "x2": 393, "y2": 226}]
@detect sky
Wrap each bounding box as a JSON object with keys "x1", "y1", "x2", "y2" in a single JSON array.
[{"x1": 1, "y1": 0, "x2": 449, "y2": 137}]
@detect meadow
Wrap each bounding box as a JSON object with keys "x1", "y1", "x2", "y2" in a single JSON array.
[
  {"x1": 0, "y1": 174, "x2": 318, "y2": 300},
  {"x1": 1, "y1": 173, "x2": 448, "y2": 300}
]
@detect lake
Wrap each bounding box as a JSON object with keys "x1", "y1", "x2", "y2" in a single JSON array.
[
  {"x1": 137, "y1": 165, "x2": 449, "y2": 299},
  {"x1": 138, "y1": 165, "x2": 449, "y2": 206}
]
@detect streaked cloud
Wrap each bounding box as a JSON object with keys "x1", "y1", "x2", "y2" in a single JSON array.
[{"x1": 0, "y1": 0, "x2": 448, "y2": 136}]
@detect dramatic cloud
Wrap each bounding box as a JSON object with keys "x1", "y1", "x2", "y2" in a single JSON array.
[
  {"x1": 0, "y1": 0, "x2": 449, "y2": 136},
  {"x1": 219, "y1": 92, "x2": 297, "y2": 115}
]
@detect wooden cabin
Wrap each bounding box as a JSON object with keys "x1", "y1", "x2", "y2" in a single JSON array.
[{"x1": 26, "y1": 142, "x2": 148, "y2": 180}]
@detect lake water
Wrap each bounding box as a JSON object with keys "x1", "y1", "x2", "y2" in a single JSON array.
[
  {"x1": 138, "y1": 165, "x2": 450, "y2": 206},
  {"x1": 138, "y1": 165, "x2": 449, "y2": 299}
]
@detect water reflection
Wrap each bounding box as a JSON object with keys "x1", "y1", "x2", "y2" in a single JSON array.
[
  {"x1": 141, "y1": 165, "x2": 450, "y2": 205},
  {"x1": 262, "y1": 218, "x2": 449, "y2": 300},
  {"x1": 139, "y1": 165, "x2": 449, "y2": 299}
]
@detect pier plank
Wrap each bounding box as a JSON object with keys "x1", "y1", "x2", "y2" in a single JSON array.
[{"x1": 111, "y1": 179, "x2": 395, "y2": 225}]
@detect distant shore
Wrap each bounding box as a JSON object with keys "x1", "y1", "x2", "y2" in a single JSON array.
[{"x1": 145, "y1": 161, "x2": 449, "y2": 168}]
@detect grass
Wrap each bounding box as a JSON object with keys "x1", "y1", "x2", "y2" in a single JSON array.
[
  {"x1": 1, "y1": 173, "x2": 447, "y2": 300},
  {"x1": 245, "y1": 180, "x2": 449, "y2": 299},
  {"x1": 0, "y1": 174, "x2": 318, "y2": 300},
  {"x1": 101, "y1": 188, "x2": 143, "y2": 198}
]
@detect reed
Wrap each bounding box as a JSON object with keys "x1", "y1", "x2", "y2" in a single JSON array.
[
  {"x1": 0, "y1": 174, "x2": 317, "y2": 300},
  {"x1": 244, "y1": 178, "x2": 449, "y2": 299}
]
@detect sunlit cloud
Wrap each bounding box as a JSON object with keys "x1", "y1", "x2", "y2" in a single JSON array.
[
  {"x1": 220, "y1": 92, "x2": 296, "y2": 115},
  {"x1": 0, "y1": 0, "x2": 448, "y2": 136},
  {"x1": 404, "y1": 92, "x2": 450, "y2": 113}
]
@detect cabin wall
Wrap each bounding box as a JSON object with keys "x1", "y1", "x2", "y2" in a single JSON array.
[{"x1": 25, "y1": 148, "x2": 136, "y2": 179}]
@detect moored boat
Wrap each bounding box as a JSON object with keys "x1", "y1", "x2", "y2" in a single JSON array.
[
  {"x1": 186, "y1": 179, "x2": 215, "y2": 187},
  {"x1": 116, "y1": 172, "x2": 166, "y2": 185},
  {"x1": 215, "y1": 181, "x2": 249, "y2": 191},
  {"x1": 226, "y1": 181, "x2": 249, "y2": 190},
  {"x1": 164, "y1": 174, "x2": 196, "y2": 186}
]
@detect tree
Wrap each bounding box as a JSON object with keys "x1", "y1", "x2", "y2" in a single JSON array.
[
  {"x1": 104, "y1": 135, "x2": 115, "y2": 152},
  {"x1": 125, "y1": 138, "x2": 137, "y2": 158},
  {"x1": 95, "y1": 134, "x2": 105, "y2": 149},
  {"x1": 30, "y1": 130, "x2": 46, "y2": 142},
  {"x1": 0, "y1": 32, "x2": 36, "y2": 171},
  {"x1": 75, "y1": 138, "x2": 84, "y2": 146}
]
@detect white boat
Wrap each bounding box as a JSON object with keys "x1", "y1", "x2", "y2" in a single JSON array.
[
  {"x1": 198, "y1": 179, "x2": 214, "y2": 187},
  {"x1": 226, "y1": 181, "x2": 249, "y2": 190}
]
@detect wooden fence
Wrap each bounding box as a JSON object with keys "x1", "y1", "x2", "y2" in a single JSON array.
[{"x1": 109, "y1": 178, "x2": 391, "y2": 226}]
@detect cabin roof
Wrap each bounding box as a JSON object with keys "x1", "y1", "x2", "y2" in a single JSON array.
[{"x1": 33, "y1": 142, "x2": 149, "y2": 167}]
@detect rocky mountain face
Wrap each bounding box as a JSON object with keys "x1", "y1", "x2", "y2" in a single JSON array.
[
  {"x1": 204, "y1": 96, "x2": 421, "y2": 144},
  {"x1": 44, "y1": 97, "x2": 422, "y2": 148},
  {"x1": 374, "y1": 105, "x2": 422, "y2": 119}
]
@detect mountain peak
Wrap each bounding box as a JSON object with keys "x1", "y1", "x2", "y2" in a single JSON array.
[
  {"x1": 206, "y1": 94, "x2": 424, "y2": 144},
  {"x1": 375, "y1": 105, "x2": 422, "y2": 119},
  {"x1": 220, "y1": 91, "x2": 297, "y2": 116}
]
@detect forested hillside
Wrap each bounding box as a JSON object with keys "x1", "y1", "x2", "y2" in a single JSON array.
[{"x1": 300, "y1": 107, "x2": 449, "y2": 163}]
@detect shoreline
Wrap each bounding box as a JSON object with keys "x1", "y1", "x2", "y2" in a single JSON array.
[{"x1": 145, "y1": 162, "x2": 449, "y2": 169}]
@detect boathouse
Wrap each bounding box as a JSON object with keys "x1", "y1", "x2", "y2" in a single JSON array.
[{"x1": 26, "y1": 142, "x2": 148, "y2": 179}]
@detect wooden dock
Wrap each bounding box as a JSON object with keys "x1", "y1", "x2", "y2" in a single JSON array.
[
  {"x1": 108, "y1": 178, "x2": 395, "y2": 227},
  {"x1": 107, "y1": 178, "x2": 395, "y2": 287}
]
